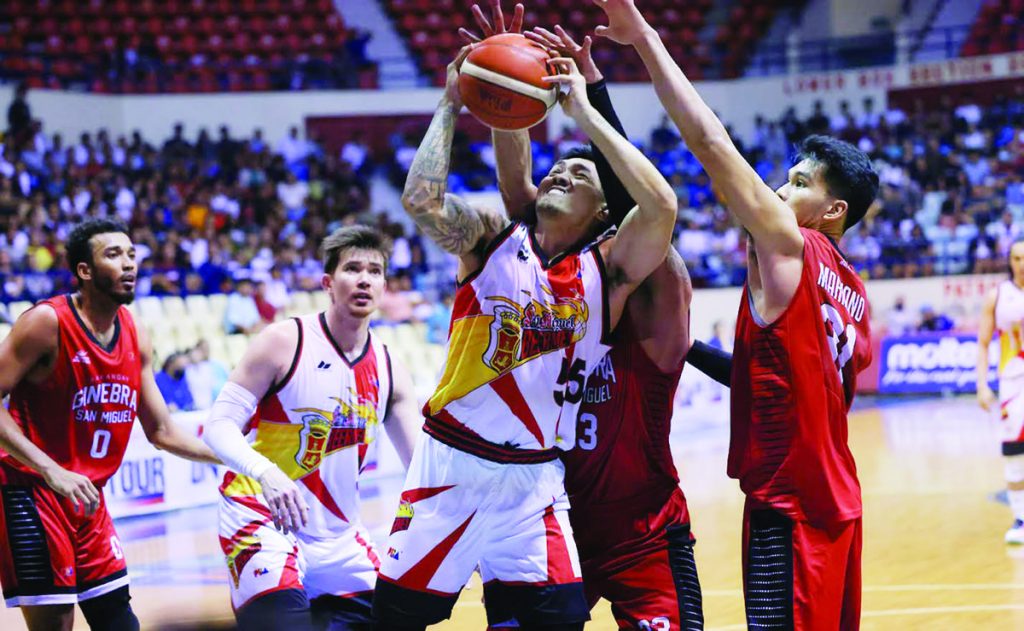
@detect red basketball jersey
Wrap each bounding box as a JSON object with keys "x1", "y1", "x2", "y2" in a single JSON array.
[
  {"x1": 2, "y1": 295, "x2": 142, "y2": 486},
  {"x1": 728, "y1": 228, "x2": 872, "y2": 526},
  {"x1": 562, "y1": 311, "x2": 684, "y2": 511}
]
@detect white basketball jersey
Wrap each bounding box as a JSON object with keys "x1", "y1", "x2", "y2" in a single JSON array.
[
  {"x1": 220, "y1": 314, "x2": 392, "y2": 538},
  {"x1": 996, "y1": 280, "x2": 1024, "y2": 381},
  {"x1": 425, "y1": 222, "x2": 610, "y2": 452}
]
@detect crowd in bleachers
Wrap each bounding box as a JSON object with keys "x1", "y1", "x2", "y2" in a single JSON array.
[
  {"x1": 4, "y1": 83, "x2": 1021, "y2": 326},
  {"x1": 0, "y1": 0, "x2": 377, "y2": 93},
  {"x1": 392, "y1": 90, "x2": 1024, "y2": 287}
]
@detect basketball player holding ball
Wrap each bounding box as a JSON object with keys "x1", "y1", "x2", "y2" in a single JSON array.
[
  {"x1": 371, "y1": 28, "x2": 679, "y2": 631},
  {"x1": 592, "y1": 1, "x2": 877, "y2": 628},
  {"x1": 976, "y1": 238, "x2": 1024, "y2": 544},
  {"x1": 459, "y1": 3, "x2": 707, "y2": 627}
]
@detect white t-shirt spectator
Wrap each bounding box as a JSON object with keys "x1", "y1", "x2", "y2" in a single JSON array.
[
  {"x1": 187, "y1": 238, "x2": 209, "y2": 269},
  {"x1": 391, "y1": 236, "x2": 412, "y2": 272},
  {"x1": 277, "y1": 134, "x2": 309, "y2": 165},
  {"x1": 114, "y1": 186, "x2": 135, "y2": 220},
  {"x1": 223, "y1": 291, "x2": 261, "y2": 334},
  {"x1": 341, "y1": 141, "x2": 368, "y2": 170},
  {"x1": 962, "y1": 129, "x2": 986, "y2": 151},
  {"x1": 277, "y1": 179, "x2": 309, "y2": 211},
  {"x1": 675, "y1": 229, "x2": 711, "y2": 265},
  {"x1": 211, "y1": 191, "x2": 241, "y2": 219},
  {"x1": 954, "y1": 103, "x2": 982, "y2": 125},
  {"x1": 264, "y1": 278, "x2": 291, "y2": 310}
]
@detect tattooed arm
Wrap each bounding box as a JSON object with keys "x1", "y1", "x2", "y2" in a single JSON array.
[{"x1": 401, "y1": 46, "x2": 509, "y2": 280}]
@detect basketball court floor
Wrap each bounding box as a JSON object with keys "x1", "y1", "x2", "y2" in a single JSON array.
[{"x1": 3, "y1": 395, "x2": 1023, "y2": 630}]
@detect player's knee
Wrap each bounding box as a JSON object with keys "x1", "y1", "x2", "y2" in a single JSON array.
[
  {"x1": 371, "y1": 578, "x2": 455, "y2": 628},
  {"x1": 1005, "y1": 453, "x2": 1024, "y2": 484},
  {"x1": 236, "y1": 588, "x2": 314, "y2": 631},
  {"x1": 78, "y1": 586, "x2": 139, "y2": 631},
  {"x1": 22, "y1": 604, "x2": 75, "y2": 631}
]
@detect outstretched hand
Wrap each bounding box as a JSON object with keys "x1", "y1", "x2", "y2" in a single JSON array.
[
  {"x1": 543, "y1": 57, "x2": 593, "y2": 122},
  {"x1": 591, "y1": 0, "x2": 652, "y2": 46},
  {"x1": 458, "y1": 0, "x2": 525, "y2": 44},
  {"x1": 526, "y1": 25, "x2": 602, "y2": 83}
]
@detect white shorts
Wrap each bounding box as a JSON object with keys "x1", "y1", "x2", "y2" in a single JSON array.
[
  {"x1": 1000, "y1": 369, "x2": 1024, "y2": 449},
  {"x1": 218, "y1": 491, "x2": 379, "y2": 611},
  {"x1": 374, "y1": 433, "x2": 587, "y2": 626}
]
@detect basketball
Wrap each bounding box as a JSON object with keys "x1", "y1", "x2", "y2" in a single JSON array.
[{"x1": 458, "y1": 33, "x2": 557, "y2": 131}]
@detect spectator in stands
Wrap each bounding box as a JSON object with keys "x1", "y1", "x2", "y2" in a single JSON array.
[
  {"x1": 163, "y1": 122, "x2": 192, "y2": 160},
  {"x1": 155, "y1": 351, "x2": 197, "y2": 412},
  {"x1": 341, "y1": 132, "x2": 371, "y2": 174},
  {"x1": 377, "y1": 274, "x2": 415, "y2": 323},
  {"x1": 884, "y1": 296, "x2": 917, "y2": 336},
  {"x1": 917, "y1": 304, "x2": 954, "y2": 333},
  {"x1": 426, "y1": 293, "x2": 454, "y2": 345},
  {"x1": 185, "y1": 339, "x2": 229, "y2": 410},
  {"x1": 223, "y1": 278, "x2": 263, "y2": 335},
  {"x1": 6, "y1": 82, "x2": 32, "y2": 150},
  {"x1": 709, "y1": 320, "x2": 733, "y2": 353},
  {"x1": 276, "y1": 171, "x2": 309, "y2": 220},
  {"x1": 277, "y1": 126, "x2": 309, "y2": 167},
  {"x1": 254, "y1": 281, "x2": 278, "y2": 324}
]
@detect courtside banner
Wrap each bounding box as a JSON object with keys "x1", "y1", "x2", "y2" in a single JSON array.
[{"x1": 878, "y1": 333, "x2": 998, "y2": 394}]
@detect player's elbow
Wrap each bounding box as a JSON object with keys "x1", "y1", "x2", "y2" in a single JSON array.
[{"x1": 400, "y1": 186, "x2": 437, "y2": 218}]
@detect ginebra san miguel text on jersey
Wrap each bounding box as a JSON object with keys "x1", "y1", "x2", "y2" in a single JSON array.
[
  {"x1": 2, "y1": 296, "x2": 142, "y2": 486},
  {"x1": 424, "y1": 222, "x2": 611, "y2": 457}
]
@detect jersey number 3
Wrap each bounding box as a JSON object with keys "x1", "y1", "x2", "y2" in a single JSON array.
[{"x1": 821, "y1": 303, "x2": 856, "y2": 383}]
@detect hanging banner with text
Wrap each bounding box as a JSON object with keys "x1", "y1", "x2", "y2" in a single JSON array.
[{"x1": 877, "y1": 333, "x2": 998, "y2": 395}]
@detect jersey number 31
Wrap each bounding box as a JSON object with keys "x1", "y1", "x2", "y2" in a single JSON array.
[{"x1": 821, "y1": 303, "x2": 856, "y2": 383}]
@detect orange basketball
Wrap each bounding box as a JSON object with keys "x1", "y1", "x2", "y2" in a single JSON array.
[{"x1": 458, "y1": 33, "x2": 557, "y2": 131}]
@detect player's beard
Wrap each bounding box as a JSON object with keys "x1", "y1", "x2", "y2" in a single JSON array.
[{"x1": 95, "y1": 272, "x2": 136, "y2": 305}]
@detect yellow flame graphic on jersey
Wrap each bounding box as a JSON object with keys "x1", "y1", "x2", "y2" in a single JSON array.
[{"x1": 426, "y1": 293, "x2": 588, "y2": 415}]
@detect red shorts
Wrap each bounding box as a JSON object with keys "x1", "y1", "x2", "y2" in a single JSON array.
[
  {"x1": 742, "y1": 500, "x2": 861, "y2": 630},
  {"x1": 0, "y1": 475, "x2": 128, "y2": 608},
  {"x1": 575, "y1": 489, "x2": 703, "y2": 630}
]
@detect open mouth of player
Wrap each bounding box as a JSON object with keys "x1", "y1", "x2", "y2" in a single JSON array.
[
  {"x1": 120, "y1": 275, "x2": 136, "y2": 289},
  {"x1": 352, "y1": 291, "x2": 373, "y2": 305}
]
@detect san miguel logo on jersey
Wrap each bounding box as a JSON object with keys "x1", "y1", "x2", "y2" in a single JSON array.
[
  {"x1": 390, "y1": 499, "x2": 414, "y2": 534},
  {"x1": 583, "y1": 352, "x2": 617, "y2": 405},
  {"x1": 483, "y1": 292, "x2": 588, "y2": 374},
  {"x1": 292, "y1": 392, "x2": 380, "y2": 472},
  {"x1": 71, "y1": 379, "x2": 138, "y2": 424}
]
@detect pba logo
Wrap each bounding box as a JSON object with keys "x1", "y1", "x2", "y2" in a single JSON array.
[
  {"x1": 390, "y1": 499, "x2": 414, "y2": 534},
  {"x1": 253, "y1": 567, "x2": 269, "y2": 578},
  {"x1": 387, "y1": 547, "x2": 400, "y2": 560}
]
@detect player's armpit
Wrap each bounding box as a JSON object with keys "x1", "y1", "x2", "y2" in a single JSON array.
[{"x1": 225, "y1": 319, "x2": 300, "y2": 400}]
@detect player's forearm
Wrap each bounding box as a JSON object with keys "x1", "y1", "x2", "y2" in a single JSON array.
[
  {"x1": 401, "y1": 96, "x2": 459, "y2": 220},
  {"x1": 0, "y1": 410, "x2": 64, "y2": 477},
  {"x1": 632, "y1": 29, "x2": 730, "y2": 163},
  {"x1": 204, "y1": 382, "x2": 274, "y2": 477},
  {"x1": 575, "y1": 105, "x2": 676, "y2": 221},
  {"x1": 976, "y1": 348, "x2": 992, "y2": 389},
  {"x1": 687, "y1": 340, "x2": 732, "y2": 387},
  {"x1": 150, "y1": 420, "x2": 220, "y2": 463},
  {"x1": 492, "y1": 129, "x2": 537, "y2": 220}
]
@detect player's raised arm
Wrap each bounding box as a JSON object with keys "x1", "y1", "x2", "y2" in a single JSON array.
[
  {"x1": 382, "y1": 357, "x2": 421, "y2": 469},
  {"x1": 401, "y1": 46, "x2": 509, "y2": 278},
  {"x1": 135, "y1": 323, "x2": 219, "y2": 463},
  {"x1": 203, "y1": 320, "x2": 309, "y2": 534},
  {"x1": 458, "y1": 1, "x2": 538, "y2": 220},
  {"x1": 977, "y1": 288, "x2": 999, "y2": 411},
  {"x1": 0, "y1": 306, "x2": 101, "y2": 514},
  {"x1": 543, "y1": 59, "x2": 675, "y2": 312},
  {"x1": 593, "y1": 0, "x2": 802, "y2": 258}
]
